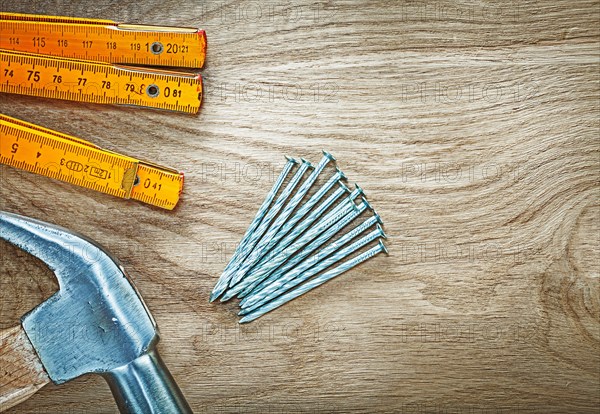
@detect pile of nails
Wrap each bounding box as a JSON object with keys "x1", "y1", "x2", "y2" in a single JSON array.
[{"x1": 210, "y1": 151, "x2": 388, "y2": 323}]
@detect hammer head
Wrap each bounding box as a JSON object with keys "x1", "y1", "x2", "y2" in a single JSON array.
[{"x1": 0, "y1": 211, "x2": 157, "y2": 384}]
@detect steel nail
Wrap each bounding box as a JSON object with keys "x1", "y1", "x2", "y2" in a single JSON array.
[
  {"x1": 239, "y1": 239, "x2": 388, "y2": 323},
  {"x1": 231, "y1": 180, "x2": 351, "y2": 299},
  {"x1": 226, "y1": 152, "x2": 337, "y2": 288},
  {"x1": 224, "y1": 158, "x2": 313, "y2": 290},
  {"x1": 255, "y1": 168, "x2": 346, "y2": 262},
  {"x1": 221, "y1": 190, "x2": 359, "y2": 302},
  {"x1": 264, "y1": 184, "x2": 365, "y2": 263},
  {"x1": 241, "y1": 209, "x2": 385, "y2": 312},
  {"x1": 241, "y1": 208, "x2": 381, "y2": 304},
  {"x1": 264, "y1": 183, "x2": 364, "y2": 263},
  {"x1": 210, "y1": 156, "x2": 297, "y2": 302},
  {"x1": 240, "y1": 199, "x2": 379, "y2": 310},
  {"x1": 231, "y1": 170, "x2": 347, "y2": 295},
  {"x1": 226, "y1": 182, "x2": 361, "y2": 301},
  {"x1": 238, "y1": 196, "x2": 373, "y2": 303},
  {"x1": 274, "y1": 168, "x2": 346, "y2": 241}
]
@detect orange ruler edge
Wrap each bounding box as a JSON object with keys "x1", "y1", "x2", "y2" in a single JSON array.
[
  {"x1": 0, "y1": 13, "x2": 205, "y2": 113},
  {"x1": 0, "y1": 114, "x2": 184, "y2": 210},
  {"x1": 0, "y1": 12, "x2": 207, "y2": 68}
]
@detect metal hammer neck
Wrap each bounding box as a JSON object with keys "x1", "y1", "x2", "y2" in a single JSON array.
[{"x1": 104, "y1": 348, "x2": 192, "y2": 414}]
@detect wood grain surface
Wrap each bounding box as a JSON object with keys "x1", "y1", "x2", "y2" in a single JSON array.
[{"x1": 1, "y1": 0, "x2": 599, "y2": 413}]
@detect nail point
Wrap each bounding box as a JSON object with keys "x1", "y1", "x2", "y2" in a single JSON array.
[
  {"x1": 209, "y1": 286, "x2": 225, "y2": 302},
  {"x1": 219, "y1": 292, "x2": 233, "y2": 302}
]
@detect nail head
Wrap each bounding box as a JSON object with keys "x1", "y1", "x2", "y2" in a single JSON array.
[
  {"x1": 376, "y1": 223, "x2": 387, "y2": 239},
  {"x1": 378, "y1": 240, "x2": 389, "y2": 255},
  {"x1": 338, "y1": 181, "x2": 351, "y2": 193},
  {"x1": 322, "y1": 150, "x2": 336, "y2": 162},
  {"x1": 360, "y1": 196, "x2": 373, "y2": 212}
]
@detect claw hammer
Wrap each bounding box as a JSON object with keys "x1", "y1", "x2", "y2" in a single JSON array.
[{"x1": 0, "y1": 211, "x2": 192, "y2": 413}]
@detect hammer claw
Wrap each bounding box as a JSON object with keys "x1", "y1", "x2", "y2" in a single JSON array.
[
  {"x1": 0, "y1": 211, "x2": 192, "y2": 414},
  {"x1": 0, "y1": 211, "x2": 98, "y2": 283}
]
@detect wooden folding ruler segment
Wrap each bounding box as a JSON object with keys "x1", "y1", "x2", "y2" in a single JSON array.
[
  {"x1": 0, "y1": 13, "x2": 205, "y2": 113},
  {"x1": 0, "y1": 12, "x2": 207, "y2": 68},
  {"x1": 0, "y1": 114, "x2": 184, "y2": 210}
]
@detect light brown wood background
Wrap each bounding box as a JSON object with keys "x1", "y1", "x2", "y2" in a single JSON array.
[{"x1": 1, "y1": 0, "x2": 599, "y2": 413}]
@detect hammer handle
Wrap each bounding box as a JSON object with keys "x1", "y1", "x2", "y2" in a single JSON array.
[{"x1": 0, "y1": 325, "x2": 50, "y2": 412}]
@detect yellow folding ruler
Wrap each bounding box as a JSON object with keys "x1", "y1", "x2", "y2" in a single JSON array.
[
  {"x1": 0, "y1": 114, "x2": 184, "y2": 210},
  {"x1": 0, "y1": 13, "x2": 206, "y2": 113},
  {"x1": 0, "y1": 12, "x2": 207, "y2": 67}
]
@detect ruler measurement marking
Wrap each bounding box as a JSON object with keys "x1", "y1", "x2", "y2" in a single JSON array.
[
  {"x1": 1, "y1": 116, "x2": 183, "y2": 210},
  {"x1": 1, "y1": 51, "x2": 202, "y2": 113},
  {"x1": 1, "y1": 17, "x2": 206, "y2": 68},
  {"x1": 1, "y1": 14, "x2": 191, "y2": 208}
]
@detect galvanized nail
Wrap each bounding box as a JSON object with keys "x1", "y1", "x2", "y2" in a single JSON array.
[
  {"x1": 241, "y1": 208, "x2": 381, "y2": 304},
  {"x1": 226, "y1": 152, "x2": 337, "y2": 288},
  {"x1": 229, "y1": 172, "x2": 347, "y2": 298},
  {"x1": 241, "y1": 212, "x2": 385, "y2": 313},
  {"x1": 263, "y1": 183, "x2": 364, "y2": 265},
  {"x1": 239, "y1": 239, "x2": 388, "y2": 323},
  {"x1": 225, "y1": 158, "x2": 313, "y2": 289},
  {"x1": 210, "y1": 156, "x2": 297, "y2": 302},
  {"x1": 253, "y1": 168, "x2": 346, "y2": 265},
  {"x1": 232, "y1": 180, "x2": 351, "y2": 299},
  {"x1": 260, "y1": 184, "x2": 365, "y2": 267},
  {"x1": 238, "y1": 196, "x2": 373, "y2": 303}
]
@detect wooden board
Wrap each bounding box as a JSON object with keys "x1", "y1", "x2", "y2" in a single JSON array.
[{"x1": 0, "y1": 0, "x2": 598, "y2": 412}]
